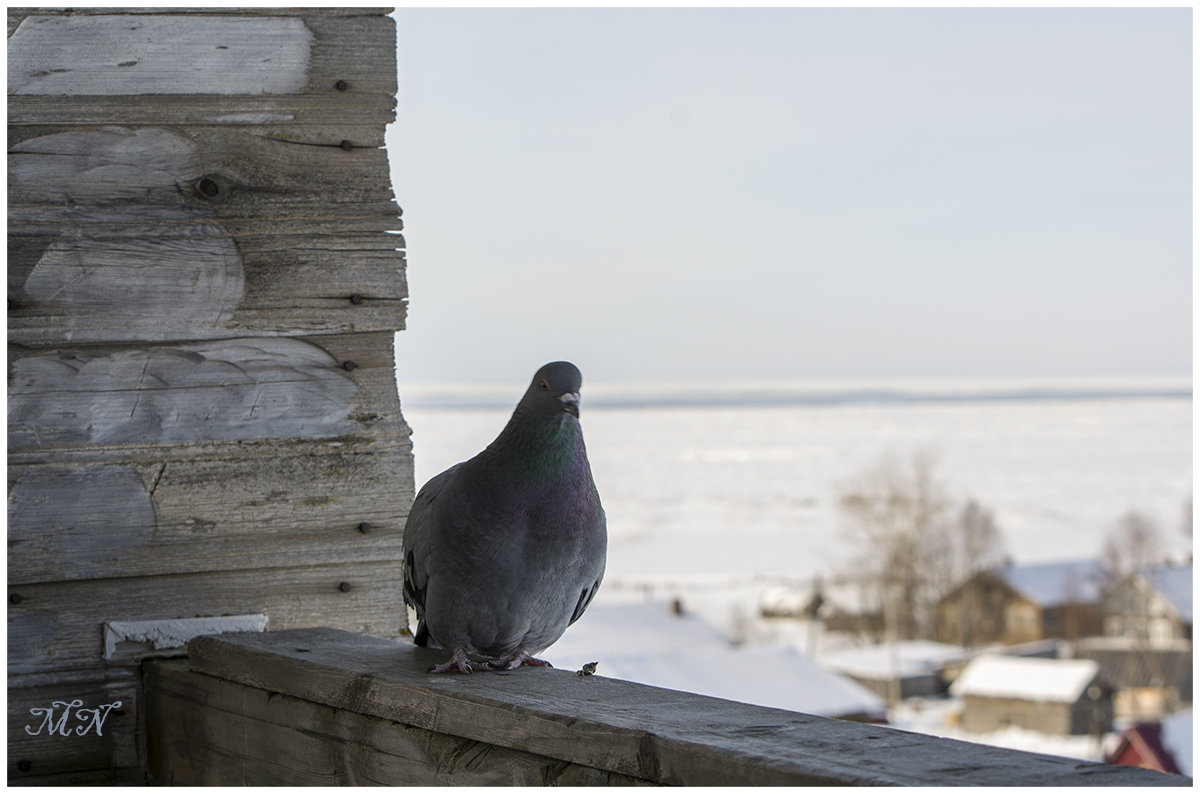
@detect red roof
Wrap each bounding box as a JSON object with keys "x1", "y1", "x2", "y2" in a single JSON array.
[{"x1": 1107, "y1": 723, "x2": 1182, "y2": 776}]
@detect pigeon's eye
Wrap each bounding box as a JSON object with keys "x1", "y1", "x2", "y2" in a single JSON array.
[{"x1": 539, "y1": 380, "x2": 550, "y2": 391}]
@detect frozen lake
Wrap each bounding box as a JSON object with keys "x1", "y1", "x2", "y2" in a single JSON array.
[{"x1": 399, "y1": 377, "x2": 1192, "y2": 618}]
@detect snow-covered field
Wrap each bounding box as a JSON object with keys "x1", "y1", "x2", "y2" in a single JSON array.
[{"x1": 402, "y1": 379, "x2": 1191, "y2": 609}]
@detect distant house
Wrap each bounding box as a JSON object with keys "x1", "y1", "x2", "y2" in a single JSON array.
[
  {"x1": 936, "y1": 560, "x2": 1110, "y2": 647},
  {"x1": 1104, "y1": 563, "x2": 1193, "y2": 643},
  {"x1": 950, "y1": 655, "x2": 1114, "y2": 735},
  {"x1": 759, "y1": 580, "x2": 886, "y2": 642},
  {"x1": 1073, "y1": 636, "x2": 1192, "y2": 720},
  {"x1": 819, "y1": 640, "x2": 970, "y2": 701},
  {"x1": 1106, "y1": 722, "x2": 1183, "y2": 776}
]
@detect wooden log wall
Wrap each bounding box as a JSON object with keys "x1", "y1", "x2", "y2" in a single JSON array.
[{"x1": 7, "y1": 8, "x2": 410, "y2": 785}]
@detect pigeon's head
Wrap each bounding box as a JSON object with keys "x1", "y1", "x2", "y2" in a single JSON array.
[{"x1": 523, "y1": 361, "x2": 584, "y2": 419}]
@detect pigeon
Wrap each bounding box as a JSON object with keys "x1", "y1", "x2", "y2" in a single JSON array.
[{"x1": 402, "y1": 361, "x2": 607, "y2": 674}]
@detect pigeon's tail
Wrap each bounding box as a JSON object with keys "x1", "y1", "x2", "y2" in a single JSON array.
[{"x1": 414, "y1": 619, "x2": 430, "y2": 647}]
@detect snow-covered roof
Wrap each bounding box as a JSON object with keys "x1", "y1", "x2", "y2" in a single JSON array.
[
  {"x1": 819, "y1": 641, "x2": 969, "y2": 681},
  {"x1": 997, "y1": 560, "x2": 1109, "y2": 607},
  {"x1": 1141, "y1": 564, "x2": 1193, "y2": 624},
  {"x1": 548, "y1": 600, "x2": 886, "y2": 720},
  {"x1": 949, "y1": 655, "x2": 1103, "y2": 703}
]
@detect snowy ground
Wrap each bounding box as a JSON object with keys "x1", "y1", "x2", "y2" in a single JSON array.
[{"x1": 889, "y1": 696, "x2": 1111, "y2": 763}]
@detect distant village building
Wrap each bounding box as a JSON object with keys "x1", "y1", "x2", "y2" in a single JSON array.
[
  {"x1": 936, "y1": 560, "x2": 1110, "y2": 647},
  {"x1": 950, "y1": 655, "x2": 1114, "y2": 736},
  {"x1": 759, "y1": 580, "x2": 885, "y2": 641},
  {"x1": 1104, "y1": 563, "x2": 1193, "y2": 643},
  {"x1": 1106, "y1": 722, "x2": 1184, "y2": 776},
  {"x1": 1073, "y1": 637, "x2": 1192, "y2": 720},
  {"x1": 818, "y1": 641, "x2": 970, "y2": 702}
]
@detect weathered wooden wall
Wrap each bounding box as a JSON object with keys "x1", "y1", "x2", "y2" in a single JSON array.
[
  {"x1": 7, "y1": 7, "x2": 410, "y2": 784},
  {"x1": 143, "y1": 628, "x2": 1190, "y2": 786}
]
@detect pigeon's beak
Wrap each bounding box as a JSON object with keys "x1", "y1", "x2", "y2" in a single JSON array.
[{"x1": 559, "y1": 392, "x2": 580, "y2": 417}]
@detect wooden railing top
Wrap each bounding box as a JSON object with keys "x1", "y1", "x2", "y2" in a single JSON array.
[{"x1": 185, "y1": 627, "x2": 1188, "y2": 786}]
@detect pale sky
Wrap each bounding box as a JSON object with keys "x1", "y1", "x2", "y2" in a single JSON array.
[{"x1": 388, "y1": 7, "x2": 1192, "y2": 385}]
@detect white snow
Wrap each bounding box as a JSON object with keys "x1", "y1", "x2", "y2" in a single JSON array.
[
  {"x1": 547, "y1": 600, "x2": 886, "y2": 720},
  {"x1": 819, "y1": 640, "x2": 969, "y2": 681},
  {"x1": 103, "y1": 614, "x2": 268, "y2": 658},
  {"x1": 950, "y1": 655, "x2": 1101, "y2": 703},
  {"x1": 890, "y1": 697, "x2": 1110, "y2": 762}
]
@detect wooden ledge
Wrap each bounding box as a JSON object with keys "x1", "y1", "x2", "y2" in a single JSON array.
[{"x1": 144, "y1": 627, "x2": 1188, "y2": 786}]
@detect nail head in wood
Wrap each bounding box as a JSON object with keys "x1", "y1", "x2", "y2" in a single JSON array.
[
  {"x1": 340, "y1": 140, "x2": 354, "y2": 151},
  {"x1": 17, "y1": 760, "x2": 31, "y2": 773},
  {"x1": 349, "y1": 293, "x2": 364, "y2": 305},
  {"x1": 10, "y1": 593, "x2": 23, "y2": 605},
  {"x1": 358, "y1": 522, "x2": 371, "y2": 534},
  {"x1": 342, "y1": 360, "x2": 357, "y2": 371},
  {"x1": 338, "y1": 582, "x2": 352, "y2": 593},
  {"x1": 335, "y1": 80, "x2": 349, "y2": 91}
]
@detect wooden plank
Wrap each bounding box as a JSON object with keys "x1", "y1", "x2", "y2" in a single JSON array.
[
  {"x1": 9, "y1": 239, "x2": 406, "y2": 343},
  {"x1": 10, "y1": 8, "x2": 394, "y2": 17},
  {"x1": 8, "y1": 669, "x2": 141, "y2": 784},
  {"x1": 7, "y1": 93, "x2": 397, "y2": 127},
  {"x1": 9, "y1": 15, "x2": 313, "y2": 96},
  {"x1": 8, "y1": 446, "x2": 412, "y2": 585},
  {"x1": 7, "y1": 564, "x2": 405, "y2": 675},
  {"x1": 7, "y1": 13, "x2": 396, "y2": 99},
  {"x1": 186, "y1": 628, "x2": 1191, "y2": 787},
  {"x1": 144, "y1": 659, "x2": 647, "y2": 786},
  {"x1": 8, "y1": 332, "x2": 405, "y2": 451},
  {"x1": 8, "y1": 125, "x2": 404, "y2": 342},
  {"x1": 7, "y1": 125, "x2": 398, "y2": 214}
]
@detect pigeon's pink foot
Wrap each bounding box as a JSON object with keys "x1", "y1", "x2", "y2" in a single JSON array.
[
  {"x1": 487, "y1": 648, "x2": 553, "y2": 671},
  {"x1": 427, "y1": 647, "x2": 496, "y2": 674}
]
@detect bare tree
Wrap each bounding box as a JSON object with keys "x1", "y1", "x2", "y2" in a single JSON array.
[
  {"x1": 837, "y1": 450, "x2": 952, "y2": 641},
  {"x1": 948, "y1": 499, "x2": 1006, "y2": 647},
  {"x1": 1181, "y1": 497, "x2": 1192, "y2": 553},
  {"x1": 1102, "y1": 510, "x2": 1163, "y2": 578},
  {"x1": 956, "y1": 499, "x2": 1005, "y2": 579}
]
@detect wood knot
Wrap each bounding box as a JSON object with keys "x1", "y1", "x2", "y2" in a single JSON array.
[{"x1": 194, "y1": 175, "x2": 228, "y2": 201}]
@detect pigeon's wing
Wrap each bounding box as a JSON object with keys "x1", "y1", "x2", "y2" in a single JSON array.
[
  {"x1": 567, "y1": 509, "x2": 607, "y2": 627},
  {"x1": 568, "y1": 577, "x2": 602, "y2": 626},
  {"x1": 401, "y1": 463, "x2": 463, "y2": 645}
]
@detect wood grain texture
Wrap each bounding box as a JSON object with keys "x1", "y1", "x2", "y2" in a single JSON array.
[
  {"x1": 8, "y1": 125, "x2": 404, "y2": 343},
  {"x1": 9, "y1": 331, "x2": 405, "y2": 452},
  {"x1": 7, "y1": 11, "x2": 396, "y2": 102},
  {"x1": 8, "y1": 447, "x2": 411, "y2": 586},
  {"x1": 145, "y1": 660, "x2": 647, "y2": 786},
  {"x1": 11, "y1": 339, "x2": 358, "y2": 447},
  {"x1": 9, "y1": 15, "x2": 314, "y2": 96},
  {"x1": 182, "y1": 628, "x2": 1190, "y2": 787}
]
